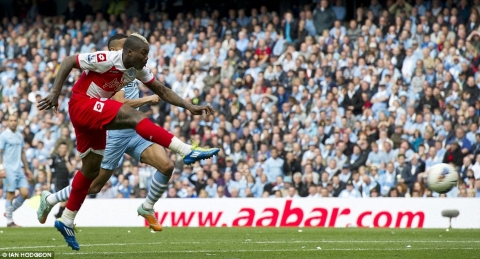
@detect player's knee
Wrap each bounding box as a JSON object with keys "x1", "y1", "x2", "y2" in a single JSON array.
[
  {"x1": 163, "y1": 160, "x2": 174, "y2": 176},
  {"x1": 154, "y1": 159, "x2": 174, "y2": 176}
]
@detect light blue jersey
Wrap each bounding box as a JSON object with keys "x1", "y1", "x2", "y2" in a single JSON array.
[
  {"x1": 107, "y1": 80, "x2": 140, "y2": 138},
  {"x1": 0, "y1": 128, "x2": 28, "y2": 192},
  {"x1": 101, "y1": 79, "x2": 153, "y2": 170},
  {"x1": 0, "y1": 128, "x2": 24, "y2": 173}
]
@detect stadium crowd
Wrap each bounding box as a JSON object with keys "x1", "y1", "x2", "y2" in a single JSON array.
[{"x1": 0, "y1": 0, "x2": 480, "y2": 200}]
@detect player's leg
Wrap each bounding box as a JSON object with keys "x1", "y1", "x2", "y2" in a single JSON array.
[
  {"x1": 38, "y1": 185, "x2": 71, "y2": 223},
  {"x1": 11, "y1": 187, "x2": 29, "y2": 212},
  {"x1": 5, "y1": 173, "x2": 27, "y2": 227},
  {"x1": 53, "y1": 181, "x2": 70, "y2": 218},
  {"x1": 39, "y1": 134, "x2": 128, "y2": 223},
  {"x1": 51, "y1": 98, "x2": 117, "y2": 250},
  {"x1": 38, "y1": 169, "x2": 116, "y2": 223},
  {"x1": 53, "y1": 152, "x2": 103, "y2": 251},
  {"x1": 62, "y1": 152, "x2": 103, "y2": 225},
  {"x1": 89, "y1": 134, "x2": 130, "y2": 194},
  {"x1": 88, "y1": 168, "x2": 115, "y2": 194},
  {"x1": 126, "y1": 137, "x2": 173, "y2": 231},
  {"x1": 140, "y1": 143, "x2": 174, "y2": 210},
  {"x1": 106, "y1": 104, "x2": 219, "y2": 164},
  {"x1": 5, "y1": 191, "x2": 15, "y2": 226}
]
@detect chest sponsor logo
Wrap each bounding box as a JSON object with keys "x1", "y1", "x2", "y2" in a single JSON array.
[{"x1": 103, "y1": 78, "x2": 125, "y2": 90}]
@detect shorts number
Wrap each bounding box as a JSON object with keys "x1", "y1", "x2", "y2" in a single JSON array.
[{"x1": 94, "y1": 101, "x2": 104, "y2": 112}]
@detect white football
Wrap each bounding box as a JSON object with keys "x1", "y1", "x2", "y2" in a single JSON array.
[{"x1": 426, "y1": 163, "x2": 459, "y2": 194}]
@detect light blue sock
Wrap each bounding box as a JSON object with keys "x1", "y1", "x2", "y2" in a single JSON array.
[
  {"x1": 47, "y1": 186, "x2": 71, "y2": 205},
  {"x1": 143, "y1": 171, "x2": 170, "y2": 210},
  {"x1": 5, "y1": 200, "x2": 13, "y2": 224},
  {"x1": 11, "y1": 196, "x2": 25, "y2": 212}
]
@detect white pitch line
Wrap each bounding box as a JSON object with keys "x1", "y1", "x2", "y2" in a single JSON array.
[
  {"x1": 249, "y1": 240, "x2": 480, "y2": 244},
  {"x1": 60, "y1": 249, "x2": 320, "y2": 255},
  {"x1": 1, "y1": 240, "x2": 479, "y2": 250},
  {"x1": 0, "y1": 242, "x2": 200, "y2": 250},
  {"x1": 59, "y1": 247, "x2": 478, "y2": 255}
]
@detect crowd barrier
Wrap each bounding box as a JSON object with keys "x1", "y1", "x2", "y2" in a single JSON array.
[{"x1": 1, "y1": 197, "x2": 478, "y2": 228}]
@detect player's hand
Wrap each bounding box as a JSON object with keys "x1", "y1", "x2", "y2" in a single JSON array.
[
  {"x1": 149, "y1": 95, "x2": 161, "y2": 105},
  {"x1": 187, "y1": 104, "x2": 215, "y2": 115},
  {"x1": 0, "y1": 169, "x2": 6, "y2": 178},
  {"x1": 38, "y1": 92, "x2": 60, "y2": 113},
  {"x1": 25, "y1": 169, "x2": 34, "y2": 180}
]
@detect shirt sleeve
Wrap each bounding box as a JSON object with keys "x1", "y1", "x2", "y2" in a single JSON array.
[
  {"x1": 136, "y1": 67, "x2": 155, "y2": 84},
  {"x1": 76, "y1": 51, "x2": 113, "y2": 73}
]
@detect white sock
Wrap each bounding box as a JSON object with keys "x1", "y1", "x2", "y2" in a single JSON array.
[
  {"x1": 168, "y1": 137, "x2": 192, "y2": 156},
  {"x1": 61, "y1": 208, "x2": 77, "y2": 227}
]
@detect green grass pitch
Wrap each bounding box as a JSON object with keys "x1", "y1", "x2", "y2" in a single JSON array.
[{"x1": 0, "y1": 227, "x2": 479, "y2": 259}]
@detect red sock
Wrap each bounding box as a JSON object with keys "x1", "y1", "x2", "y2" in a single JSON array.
[
  {"x1": 136, "y1": 118, "x2": 174, "y2": 147},
  {"x1": 65, "y1": 171, "x2": 94, "y2": 212}
]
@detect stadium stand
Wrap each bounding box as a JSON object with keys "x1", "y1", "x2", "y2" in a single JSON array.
[{"x1": 0, "y1": 0, "x2": 480, "y2": 201}]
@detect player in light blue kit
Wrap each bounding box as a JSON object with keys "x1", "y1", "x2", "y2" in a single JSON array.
[
  {"x1": 0, "y1": 114, "x2": 33, "y2": 227},
  {"x1": 37, "y1": 34, "x2": 174, "y2": 231}
]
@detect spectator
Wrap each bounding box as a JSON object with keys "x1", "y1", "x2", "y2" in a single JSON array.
[
  {"x1": 443, "y1": 142, "x2": 464, "y2": 168},
  {"x1": 378, "y1": 162, "x2": 397, "y2": 196},
  {"x1": 50, "y1": 142, "x2": 73, "y2": 218},
  {"x1": 264, "y1": 148, "x2": 284, "y2": 183},
  {"x1": 313, "y1": 0, "x2": 336, "y2": 36},
  {"x1": 332, "y1": 0, "x2": 347, "y2": 21},
  {"x1": 117, "y1": 179, "x2": 133, "y2": 199},
  {"x1": 401, "y1": 154, "x2": 425, "y2": 190},
  {"x1": 339, "y1": 180, "x2": 361, "y2": 198}
]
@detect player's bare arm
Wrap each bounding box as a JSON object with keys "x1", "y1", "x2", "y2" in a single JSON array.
[
  {"x1": 146, "y1": 79, "x2": 214, "y2": 115},
  {"x1": 121, "y1": 34, "x2": 213, "y2": 116},
  {"x1": 37, "y1": 55, "x2": 79, "y2": 112},
  {"x1": 111, "y1": 90, "x2": 160, "y2": 109}
]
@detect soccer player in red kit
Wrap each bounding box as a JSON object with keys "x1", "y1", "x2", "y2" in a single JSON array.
[{"x1": 37, "y1": 33, "x2": 219, "y2": 250}]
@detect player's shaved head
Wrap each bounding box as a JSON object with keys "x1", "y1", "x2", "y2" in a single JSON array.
[
  {"x1": 122, "y1": 33, "x2": 149, "y2": 70},
  {"x1": 108, "y1": 33, "x2": 128, "y2": 50},
  {"x1": 123, "y1": 33, "x2": 148, "y2": 51}
]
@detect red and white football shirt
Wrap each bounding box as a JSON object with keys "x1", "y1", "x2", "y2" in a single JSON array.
[{"x1": 73, "y1": 50, "x2": 155, "y2": 99}]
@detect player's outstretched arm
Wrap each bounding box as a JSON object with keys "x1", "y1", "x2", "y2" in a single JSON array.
[
  {"x1": 145, "y1": 79, "x2": 214, "y2": 115},
  {"x1": 111, "y1": 91, "x2": 160, "y2": 109},
  {"x1": 38, "y1": 55, "x2": 79, "y2": 112}
]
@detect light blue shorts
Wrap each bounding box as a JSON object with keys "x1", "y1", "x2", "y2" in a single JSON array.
[
  {"x1": 4, "y1": 172, "x2": 29, "y2": 192},
  {"x1": 101, "y1": 133, "x2": 153, "y2": 170}
]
